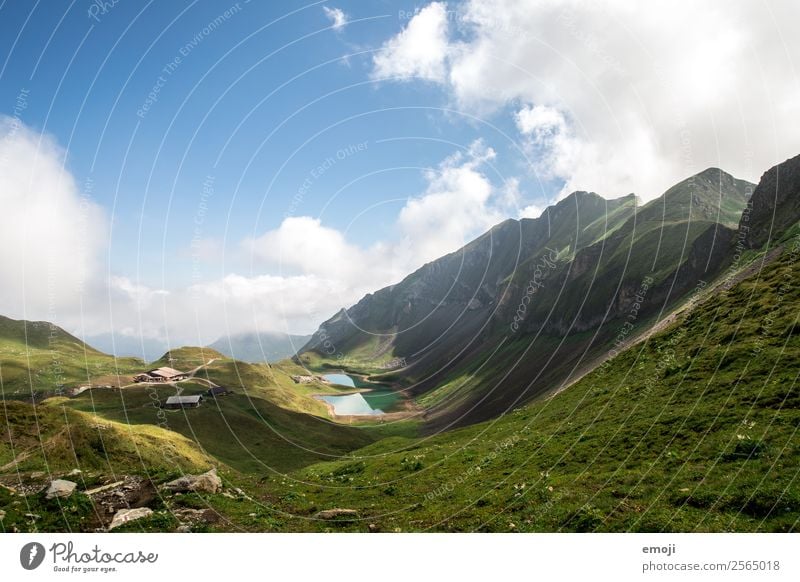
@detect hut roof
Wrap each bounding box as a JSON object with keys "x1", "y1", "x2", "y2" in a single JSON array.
[
  {"x1": 149, "y1": 367, "x2": 186, "y2": 378},
  {"x1": 165, "y1": 395, "x2": 202, "y2": 405}
]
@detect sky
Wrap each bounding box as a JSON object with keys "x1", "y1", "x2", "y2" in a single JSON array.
[{"x1": 0, "y1": 0, "x2": 798, "y2": 351}]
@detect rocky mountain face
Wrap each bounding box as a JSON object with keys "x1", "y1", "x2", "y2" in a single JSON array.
[
  {"x1": 503, "y1": 167, "x2": 752, "y2": 336},
  {"x1": 303, "y1": 191, "x2": 637, "y2": 364},
  {"x1": 301, "y1": 166, "x2": 777, "y2": 427},
  {"x1": 744, "y1": 153, "x2": 800, "y2": 248}
]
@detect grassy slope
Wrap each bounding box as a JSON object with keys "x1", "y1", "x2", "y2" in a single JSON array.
[
  {"x1": 1, "y1": 241, "x2": 796, "y2": 532},
  {"x1": 0, "y1": 399, "x2": 213, "y2": 475},
  {"x1": 0, "y1": 316, "x2": 143, "y2": 396},
  {"x1": 62, "y1": 383, "x2": 376, "y2": 473},
  {"x1": 161, "y1": 347, "x2": 373, "y2": 417},
  {"x1": 0, "y1": 397, "x2": 217, "y2": 533},
  {"x1": 254, "y1": 240, "x2": 799, "y2": 532},
  {"x1": 58, "y1": 349, "x2": 393, "y2": 474}
]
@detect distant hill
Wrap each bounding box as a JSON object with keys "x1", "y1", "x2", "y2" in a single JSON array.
[
  {"x1": 0, "y1": 314, "x2": 97, "y2": 352},
  {"x1": 81, "y1": 332, "x2": 170, "y2": 363},
  {"x1": 209, "y1": 331, "x2": 311, "y2": 363},
  {"x1": 0, "y1": 315, "x2": 143, "y2": 395},
  {"x1": 151, "y1": 346, "x2": 227, "y2": 369}
]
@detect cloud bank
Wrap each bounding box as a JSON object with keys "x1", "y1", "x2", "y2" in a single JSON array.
[
  {"x1": 0, "y1": 116, "x2": 107, "y2": 323},
  {"x1": 0, "y1": 120, "x2": 512, "y2": 348},
  {"x1": 373, "y1": 0, "x2": 800, "y2": 200}
]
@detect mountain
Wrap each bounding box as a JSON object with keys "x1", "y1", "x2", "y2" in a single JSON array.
[
  {"x1": 2, "y1": 156, "x2": 799, "y2": 533},
  {"x1": 209, "y1": 331, "x2": 312, "y2": 363},
  {"x1": 744, "y1": 153, "x2": 800, "y2": 248},
  {"x1": 273, "y1": 238, "x2": 800, "y2": 532},
  {"x1": 303, "y1": 191, "x2": 638, "y2": 362},
  {"x1": 300, "y1": 168, "x2": 754, "y2": 427}
]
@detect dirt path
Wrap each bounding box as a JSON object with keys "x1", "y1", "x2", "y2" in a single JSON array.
[
  {"x1": 188, "y1": 358, "x2": 217, "y2": 376},
  {"x1": 0, "y1": 427, "x2": 70, "y2": 472},
  {"x1": 0, "y1": 448, "x2": 35, "y2": 472}
]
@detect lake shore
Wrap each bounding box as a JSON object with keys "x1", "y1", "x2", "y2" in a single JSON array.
[{"x1": 312, "y1": 371, "x2": 420, "y2": 422}]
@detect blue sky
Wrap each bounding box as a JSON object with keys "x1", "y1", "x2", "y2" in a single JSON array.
[
  {"x1": 0, "y1": 1, "x2": 546, "y2": 287},
  {"x1": 1, "y1": 0, "x2": 797, "y2": 347}
]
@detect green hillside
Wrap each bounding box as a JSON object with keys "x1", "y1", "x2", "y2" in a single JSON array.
[
  {"x1": 1, "y1": 159, "x2": 796, "y2": 533},
  {"x1": 0, "y1": 399, "x2": 213, "y2": 475},
  {"x1": 57, "y1": 348, "x2": 399, "y2": 473},
  {"x1": 0, "y1": 315, "x2": 143, "y2": 397},
  {"x1": 257, "y1": 238, "x2": 800, "y2": 532},
  {"x1": 2, "y1": 238, "x2": 796, "y2": 532},
  {"x1": 62, "y1": 383, "x2": 374, "y2": 473}
]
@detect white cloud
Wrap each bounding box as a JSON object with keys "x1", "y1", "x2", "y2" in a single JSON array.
[
  {"x1": 514, "y1": 104, "x2": 581, "y2": 193},
  {"x1": 71, "y1": 140, "x2": 514, "y2": 345},
  {"x1": 0, "y1": 116, "x2": 106, "y2": 322},
  {"x1": 396, "y1": 140, "x2": 502, "y2": 263},
  {"x1": 323, "y1": 6, "x2": 347, "y2": 30},
  {"x1": 0, "y1": 120, "x2": 528, "y2": 346},
  {"x1": 519, "y1": 204, "x2": 543, "y2": 219},
  {"x1": 239, "y1": 140, "x2": 514, "y2": 335},
  {"x1": 110, "y1": 276, "x2": 169, "y2": 309},
  {"x1": 249, "y1": 141, "x2": 506, "y2": 288},
  {"x1": 247, "y1": 216, "x2": 366, "y2": 282},
  {"x1": 92, "y1": 274, "x2": 348, "y2": 346},
  {"x1": 515, "y1": 105, "x2": 567, "y2": 138},
  {"x1": 372, "y1": 2, "x2": 451, "y2": 82},
  {"x1": 380, "y1": 0, "x2": 800, "y2": 200}
]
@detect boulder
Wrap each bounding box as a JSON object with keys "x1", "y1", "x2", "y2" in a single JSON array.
[
  {"x1": 164, "y1": 468, "x2": 222, "y2": 494},
  {"x1": 313, "y1": 508, "x2": 359, "y2": 520},
  {"x1": 45, "y1": 479, "x2": 77, "y2": 500},
  {"x1": 109, "y1": 507, "x2": 153, "y2": 531}
]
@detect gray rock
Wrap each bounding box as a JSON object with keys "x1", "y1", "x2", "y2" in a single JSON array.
[
  {"x1": 45, "y1": 479, "x2": 77, "y2": 500},
  {"x1": 163, "y1": 468, "x2": 222, "y2": 494},
  {"x1": 313, "y1": 508, "x2": 359, "y2": 520},
  {"x1": 108, "y1": 507, "x2": 153, "y2": 531}
]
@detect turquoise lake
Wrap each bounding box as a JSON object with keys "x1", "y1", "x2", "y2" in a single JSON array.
[{"x1": 320, "y1": 373, "x2": 400, "y2": 415}]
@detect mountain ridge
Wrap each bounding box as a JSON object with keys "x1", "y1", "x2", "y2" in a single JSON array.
[{"x1": 300, "y1": 167, "x2": 756, "y2": 427}]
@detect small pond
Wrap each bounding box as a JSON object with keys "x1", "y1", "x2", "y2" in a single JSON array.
[
  {"x1": 319, "y1": 373, "x2": 400, "y2": 415},
  {"x1": 321, "y1": 373, "x2": 355, "y2": 388}
]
